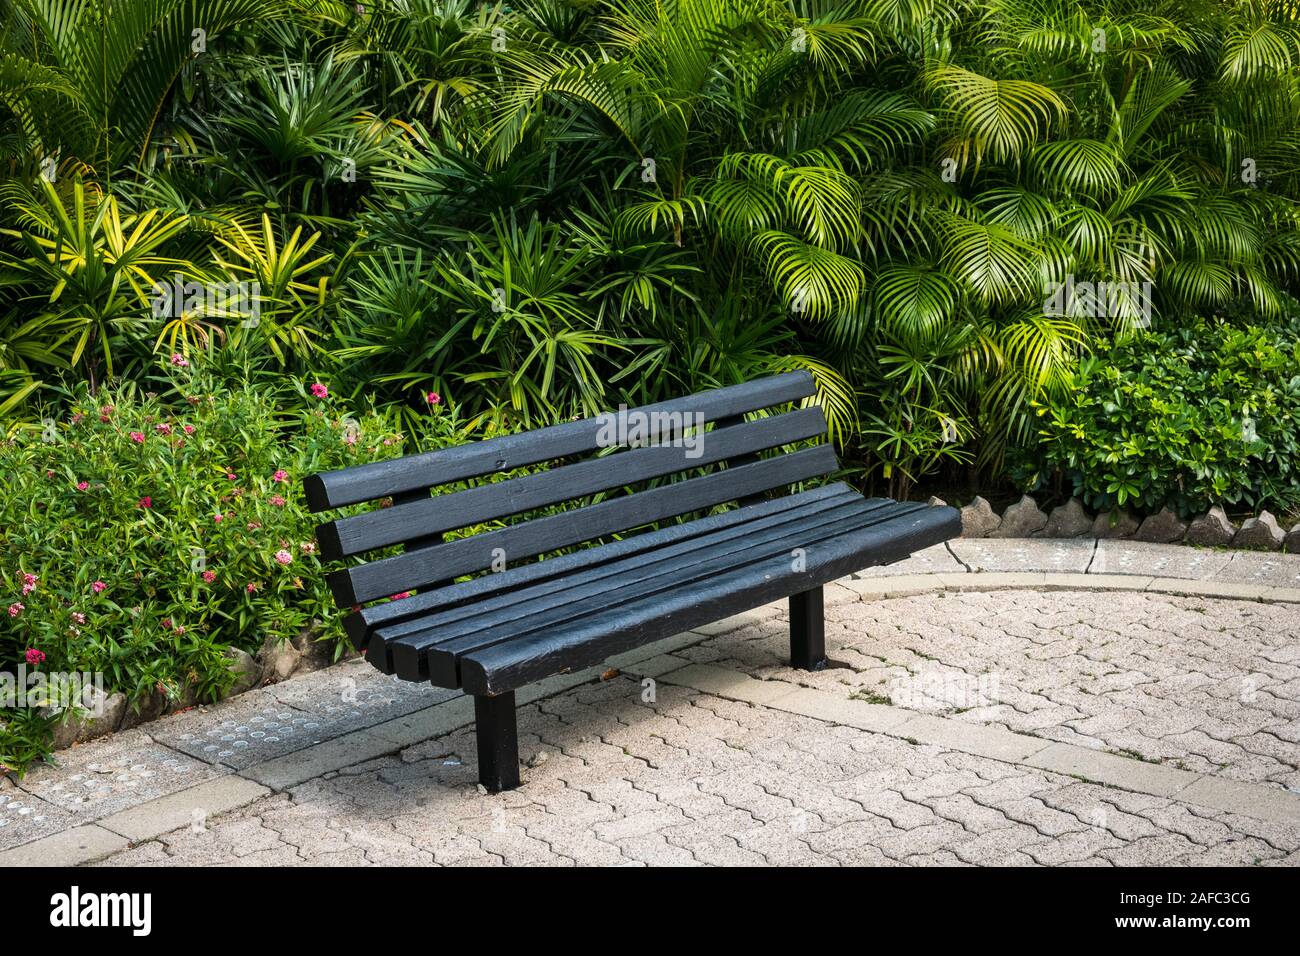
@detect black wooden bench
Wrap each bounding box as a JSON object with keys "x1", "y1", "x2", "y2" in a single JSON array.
[{"x1": 303, "y1": 372, "x2": 959, "y2": 791}]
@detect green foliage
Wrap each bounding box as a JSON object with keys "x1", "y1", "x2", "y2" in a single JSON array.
[
  {"x1": 2, "y1": 0, "x2": 1300, "y2": 486},
  {"x1": 3, "y1": 0, "x2": 1300, "y2": 762},
  {"x1": 1019, "y1": 317, "x2": 1300, "y2": 516},
  {"x1": 0, "y1": 357, "x2": 459, "y2": 772}
]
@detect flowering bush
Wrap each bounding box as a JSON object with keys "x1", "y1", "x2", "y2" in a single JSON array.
[{"x1": 0, "y1": 360, "x2": 462, "y2": 771}]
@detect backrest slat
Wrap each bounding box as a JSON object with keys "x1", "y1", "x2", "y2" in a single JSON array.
[
  {"x1": 302, "y1": 371, "x2": 816, "y2": 511},
  {"x1": 326, "y1": 443, "x2": 839, "y2": 606},
  {"x1": 316, "y1": 406, "x2": 828, "y2": 560}
]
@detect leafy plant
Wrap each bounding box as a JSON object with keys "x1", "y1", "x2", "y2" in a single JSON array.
[
  {"x1": 1017, "y1": 316, "x2": 1300, "y2": 516},
  {"x1": 0, "y1": 178, "x2": 195, "y2": 389},
  {"x1": 0, "y1": 355, "x2": 460, "y2": 772}
]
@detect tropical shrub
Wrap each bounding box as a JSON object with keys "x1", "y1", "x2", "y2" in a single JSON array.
[
  {"x1": 0, "y1": 358, "x2": 458, "y2": 771},
  {"x1": 4, "y1": 0, "x2": 1298, "y2": 492},
  {"x1": 1017, "y1": 317, "x2": 1300, "y2": 516}
]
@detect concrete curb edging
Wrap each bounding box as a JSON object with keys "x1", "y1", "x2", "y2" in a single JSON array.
[{"x1": 843, "y1": 570, "x2": 1300, "y2": 604}]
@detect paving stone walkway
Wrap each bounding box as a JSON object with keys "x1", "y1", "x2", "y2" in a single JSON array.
[
  {"x1": 691, "y1": 590, "x2": 1300, "y2": 789},
  {"x1": 2, "y1": 539, "x2": 1298, "y2": 867}
]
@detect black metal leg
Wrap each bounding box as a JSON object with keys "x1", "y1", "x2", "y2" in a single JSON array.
[
  {"x1": 474, "y1": 692, "x2": 520, "y2": 792},
  {"x1": 790, "y1": 586, "x2": 828, "y2": 671}
]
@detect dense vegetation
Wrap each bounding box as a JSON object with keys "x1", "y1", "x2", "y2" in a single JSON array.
[
  {"x1": 0, "y1": 362, "x2": 444, "y2": 767},
  {"x1": 3, "y1": 0, "x2": 1300, "y2": 768},
  {"x1": 1020, "y1": 315, "x2": 1300, "y2": 517},
  {"x1": 3, "y1": 0, "x2": 1300, "y2": 480}
]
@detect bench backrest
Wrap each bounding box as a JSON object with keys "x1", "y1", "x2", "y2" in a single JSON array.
[{"x1": 304, "y1": 371, "x2": 834, "y2": 607}]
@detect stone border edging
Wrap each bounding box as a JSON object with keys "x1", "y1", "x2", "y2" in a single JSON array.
[{"x1": 954, "y1": 493, "x2": 1300, "y2": 552}]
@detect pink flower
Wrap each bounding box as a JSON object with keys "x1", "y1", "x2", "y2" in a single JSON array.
[
  {"x1": 138, "y1": 496, "x2": 153, "y2": 509},
  {"x1": 24, "y1": 648, "x2": 44, "y2": 664},
  {"x1": 343, "y1": 432, "x2": 358, "y2": 446},
  {"x1": 214, "y1": 512, "x2": 224, "y2": 523},
  {"x1": 202, "y1": 570, "x2": 217, "y2": 583},
  {"x1": 100, "y1": 405, "x2": 115, "y2": 422},
  {"x1": 245, "y1": 582, "x2": 259, "y2": 594},
  {"x1": 389, "y1": 592, "x2": 412, "y2": 601},
  {"x1": 76, "y1": 481, "x2": 89, "y2": 491},
  {"x1": 183, "y1": 424, "x2": 195, "y2": 434},
  {"x1": 268, "y1": 495, "x2": 286, "y2": 507},
  {"x1": 130, "y1": 431, "x2": 145, "y2": 443},
  {"x1": 175, "y1": 625, "x2": 186, "y2": 635},
  {"x1": 46, "y1": 469, "x2": 56, "y2": 479},
  {"x1": 309, "y1": 382, "x2": 329, "y2": 399},
  {"x1": 300, "y1": 542, "x2": 316, "y2": 554},
  {"x1": 155, "y1": 422, "x2": 172, "y2": 435},
  {"x1": 171, "y1": 352, "x2": 190, "y2": 368},
  {"x1": 22, "y1": 573, "x2": 37, "y2": 588},
  {"x1": 227, "y1": 473, "x2": 237, "y2": 481},
  {"x1": 272, "y1": 469, "x2": 289, "y2": 483},
  {"x1": 7, "y1": 603, "x2": 23, "y2": 618},
  {"x1": 162, "y1": 618, "x2": 173, "y2": 630},
  {"x1": 274, "y1": 549, "x2": 293, "y2": 566},
  {"x1": 71, "y1": 612, "x2": 86, "y2": 625},
  {"x1": 425, "y1": 391, "x2": 441, "y2": 406},
  {"x1": 92, "y1": 580, "x2": 107, "y2": 593},
  {"x1": 247, "y1": 521, "x2": 262, "y2": 530},
  {"x1": 72, "y1": 412, "x2": 85, "y2": 425}
]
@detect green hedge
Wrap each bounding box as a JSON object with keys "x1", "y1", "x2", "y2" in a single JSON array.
[{"x1": 1018, "y1": 318, "x2": 1300, "y2": 518}]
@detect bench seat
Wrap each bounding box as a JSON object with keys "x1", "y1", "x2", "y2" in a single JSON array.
[
  {"x1": 305, "y1": 371, "x2": 962, "y2": 790},
  {"x1": 365, "y1": 484, "x2": 955, "y2": 695}
]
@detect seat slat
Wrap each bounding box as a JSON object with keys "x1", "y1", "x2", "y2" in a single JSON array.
[
  {"x1": 402, "y1": 498, "x2": 923, "y2": 685},
  {"x1": 370, "y1": 486, "x2": 863, "y2": 647},
  {"x1": 378, "y1": 495, "x2": 899, "y2": 673},
  {"x1": 459, "y1": 505, "x2": 961, "y2": 696},
  {"x1": 302, "y1": 371, "x2": 816, "y2": 511},
  {"x1": 326, "y1": 443, "x2": 839, "y2": 606},
  {"x1": 345, "y1": 482, "x2": 857, "y2": 652},
  {"x1": 316, "y1": 406, "x2": 827, "y2": 560}
]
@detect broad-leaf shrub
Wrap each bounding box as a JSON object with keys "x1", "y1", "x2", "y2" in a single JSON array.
[
  {"x1": 0, "y1": 362, "x2": 456, "y2": 771},
  {"x1": 1016, "y1": 318, "x2": 1300, "y2": 517}
]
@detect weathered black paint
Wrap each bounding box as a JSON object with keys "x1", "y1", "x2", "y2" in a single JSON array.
[{"x1": 304, "y1": 374, "x2": 961, "y2": 791}]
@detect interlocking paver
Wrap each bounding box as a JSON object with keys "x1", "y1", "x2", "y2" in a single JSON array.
[
  {"x1": 696, "y1": 588, "x2": 1300, "y2": 790},
  {"x1": 8, "y1": 543, "x2": 1299, "y2": 867},
  {"x1": 69, "y1": 670, "x2": 1300, "y2": 867}
]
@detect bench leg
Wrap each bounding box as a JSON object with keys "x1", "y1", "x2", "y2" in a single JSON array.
[
  {"x1": 789, "y1": 586, "x2": 828, "y2": 671},
  {"x1": 474, "y1": 692, "x2": 521, "y2": 792}
]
